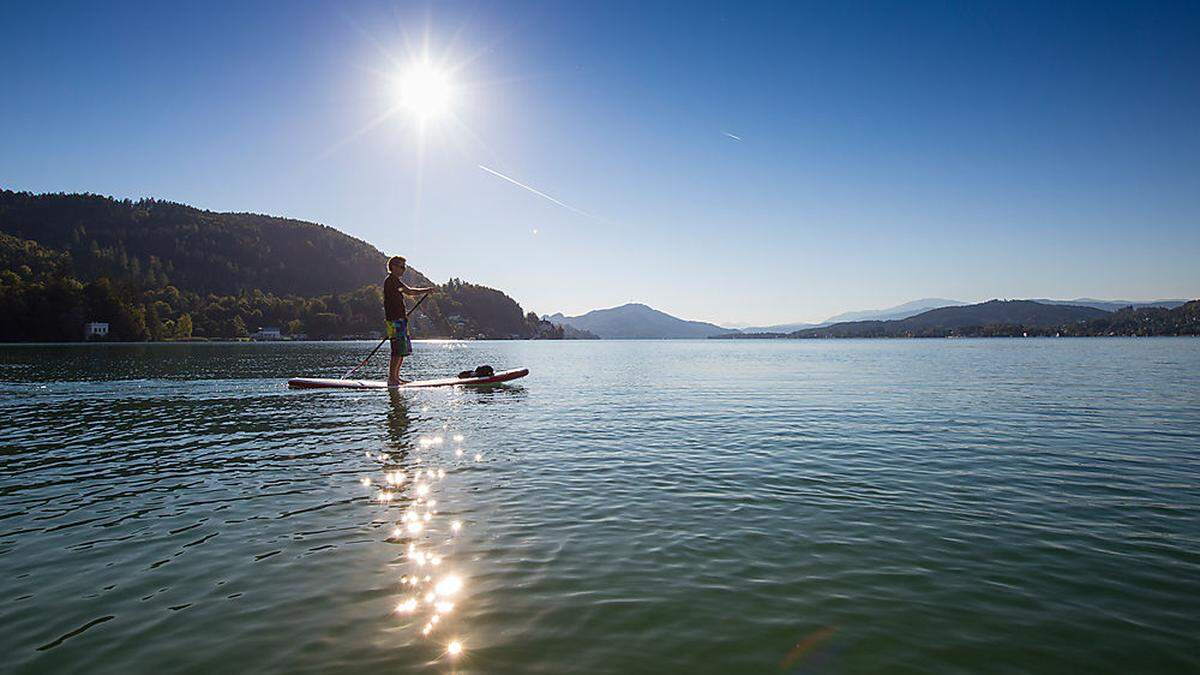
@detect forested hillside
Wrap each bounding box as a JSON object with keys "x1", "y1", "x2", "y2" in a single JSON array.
[
  {"x1": 1077, "y1": 301, "x2": 1200, "y2": 336},
  {"x1": 0, "y1": 190, "x2": 396, "y2": 296},
  {"x1": 789, "y1": 300, "x2": 1109, "y2": 338},
  {"x1": 781, "y1": 299, "x2": 1198, "y2": 338},
  {"x1": 0, "y1": 190, "x2": 563, "y2": 341}
]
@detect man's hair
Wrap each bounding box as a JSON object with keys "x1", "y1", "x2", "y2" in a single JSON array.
[{"x1": 387, "y1": 255, "x2": 406, "y2": 272}]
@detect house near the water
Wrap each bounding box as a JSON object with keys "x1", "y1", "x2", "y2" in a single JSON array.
[
  {"x1": 84, "y1": 322, "x2": 109, "y2": 339},
  {"x1": 251, "y1": 326, "x2": 283, "y2": 341}
]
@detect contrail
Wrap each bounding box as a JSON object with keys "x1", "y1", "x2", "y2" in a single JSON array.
[
  {"x1": 723, "y1": 131, "x2": 743, "y2": 141},
  {"x1": 478, "y1": 164, "x2": 595, "y2": 219}
]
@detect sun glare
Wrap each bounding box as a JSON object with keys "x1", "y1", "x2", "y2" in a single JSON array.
[{"x1": 396, "y1": 61, "x2": 452, "y2": 119}]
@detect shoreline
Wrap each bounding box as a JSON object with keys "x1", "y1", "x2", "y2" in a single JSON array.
[{"x1": 1, "y1": 334, "x2": 1197, "y2": 347}]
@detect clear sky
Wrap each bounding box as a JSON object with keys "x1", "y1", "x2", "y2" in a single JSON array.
[{"x1": 2, "y1": 1, "x2": 1197, "y2": 325}]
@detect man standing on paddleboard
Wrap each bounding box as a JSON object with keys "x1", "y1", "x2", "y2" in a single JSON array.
[{"x1": 384, "y1": 256, "x2": 435, "y2": 386}]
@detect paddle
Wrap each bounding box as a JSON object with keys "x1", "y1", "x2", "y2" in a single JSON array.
[{"x1": 340, "y1": 291, "x2": 432, "y2": 379}]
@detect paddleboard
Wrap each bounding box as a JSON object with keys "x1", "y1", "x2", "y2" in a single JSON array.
[{"x1": 288, "y1": 367, "x2": 529, "y2": 390}]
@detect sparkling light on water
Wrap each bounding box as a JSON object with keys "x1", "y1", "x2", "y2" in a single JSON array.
[
  {"x1": 372, "y1": 418, "x2": 483, "y2": 650},
  {"x1": 435, "y1": 575, "x2": 463, "y2": 597}
]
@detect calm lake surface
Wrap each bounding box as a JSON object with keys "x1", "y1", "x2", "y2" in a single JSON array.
[{"x1": 2, "y1": 339, "x2": 1198, "y2": 674}]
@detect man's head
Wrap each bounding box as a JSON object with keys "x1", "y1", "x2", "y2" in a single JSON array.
[{"x1": 387, "y1": 256, "x2": 406, "y2": 275}]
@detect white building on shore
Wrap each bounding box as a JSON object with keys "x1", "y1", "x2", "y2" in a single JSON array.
[
  {"x1": 84, "y1": 322, "x2": 109, "y2": 339},
  {"x1": 251, "y1": 326, "x2": 283, "y2": 341}
]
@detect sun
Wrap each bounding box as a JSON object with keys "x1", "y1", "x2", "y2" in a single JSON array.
[{"x1": 395, "y1": 61, "x2": 452, "y2": 120}]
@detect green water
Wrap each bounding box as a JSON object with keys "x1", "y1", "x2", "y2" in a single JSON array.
[{"x1": 2, "y1": 339, "x2": 1198, "y2": 673}]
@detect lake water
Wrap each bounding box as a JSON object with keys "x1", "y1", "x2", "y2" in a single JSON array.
[{"x1": 2, "y1": 339, "x2": 1198, "y2": 673}]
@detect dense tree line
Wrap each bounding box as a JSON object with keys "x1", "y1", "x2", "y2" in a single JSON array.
[
  {"x1": 1049, "y1": 301, "x2": 1199, "y2": 337},
  {"x1": 0, "y1": 245, "x2": 561, "y2": 341}
]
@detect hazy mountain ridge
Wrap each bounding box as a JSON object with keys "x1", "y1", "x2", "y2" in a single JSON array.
[
  {"x1": 781, "y1": 299, "x2": 1200, "y2": 338},
  {"x1": 737, "y1": 297, "x2": 1189, "y2": 335},
  {"x1": 821, "y1": 298, "x2": 968, "y2": 324},
  {"x1": 545, "y1": 303, "x2": 735, "y2": 339},
  {"x1": 736, "y1": 298, "x2": 965, "y2": 333},
  {"x1": 736, "y1": 321, "x2": 824, "y2": 333},
  {"x1": 553, "y1": 297, "x2": 1199, "y2": 340},
  {"x1": 788, "y1": 300, "x2": 1107, "y2": 338},
  {"x1": 1030, "y1": 298, "x2": 1188, "y2": 312}
]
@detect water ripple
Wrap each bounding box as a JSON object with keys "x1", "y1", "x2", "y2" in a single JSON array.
[{"x1": 1, "y1": 340, "x2": 1198, "y2": 673}]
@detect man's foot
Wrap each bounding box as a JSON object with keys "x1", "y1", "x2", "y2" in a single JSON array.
[{"x1": 387, "y1": 378, "x2": 409, "y2": 387}]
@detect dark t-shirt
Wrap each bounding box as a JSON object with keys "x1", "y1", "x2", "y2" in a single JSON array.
[{"x1": 384, "y1": 274, "x2": 408, "y2": 321}]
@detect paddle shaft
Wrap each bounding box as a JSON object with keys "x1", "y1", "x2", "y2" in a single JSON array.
[{"x1": 340, "y1": 291, "x2": 431, "y2": 379}]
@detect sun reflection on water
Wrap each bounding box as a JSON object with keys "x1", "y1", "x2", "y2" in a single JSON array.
[{"x1": 364, "y1": 404, "x2": 482, "y2": 659}]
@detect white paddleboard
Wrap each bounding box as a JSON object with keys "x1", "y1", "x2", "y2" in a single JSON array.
[{"x1": 288, "y1": 368, "x2": 529, "y2": 390}]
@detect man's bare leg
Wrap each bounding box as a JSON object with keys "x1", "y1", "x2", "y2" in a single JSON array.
[{"x1": 388, "y1": 354, "x2": 405, "y2": 386}]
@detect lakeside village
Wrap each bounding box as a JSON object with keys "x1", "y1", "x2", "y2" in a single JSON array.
[
  {"x1": 79, "y1": 315, "x2": 556, "y2": 343},
  {"x1": 84, "y1": 320, "x2": 315, "y2": 342}
]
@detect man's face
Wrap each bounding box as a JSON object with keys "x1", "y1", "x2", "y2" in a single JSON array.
[{"x1": 392, "y1": 263, "x2": 405, "y2": 275}]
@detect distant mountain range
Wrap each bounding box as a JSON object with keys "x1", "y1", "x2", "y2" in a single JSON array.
[
  {"x1": 548, "y1": 296, "x2": 1198, "y2": 340},
  {"x1": 546, "y1": 299, "x2": 971, "y2": 338},
  {"x1": 786, "y1": 300, "x2": 1109, "y2": 338},
  {"x1": 545, "y1": 303, "x2": 735, "y2": 339},
  {"x1": 821, "y1": 297, "x2": 969, "y2": 324},
  {"x1": 736, "y1": 297, "x2": 967, "y2": 333},
  {"x1": 736, "y1": 321, "x2": 824, "y2": 333},
  {"x1": 735, "y1": 297, "x2": 1189, "y2": 334},
  {"x1": 1030, "y1": 298, "x2": 1187, "y2": 312},
  {"x1": 779, "y1": 299, "x2": 1199, "y2": 338}
]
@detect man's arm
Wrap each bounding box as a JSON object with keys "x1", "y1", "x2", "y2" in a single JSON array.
[{"x1": 402, "y1": 284, "x2": 435, "y2": 296}]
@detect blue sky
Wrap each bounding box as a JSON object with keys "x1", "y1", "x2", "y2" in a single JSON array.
[{"x1": 2, "y1": 1, "x2": 1197, "y2": 324}]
